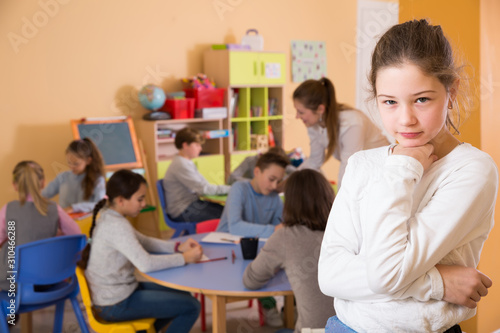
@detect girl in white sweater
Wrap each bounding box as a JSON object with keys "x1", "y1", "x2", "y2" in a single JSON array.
[
  {"x1": 319, "y1": 19, "x2": 497, "y2": 333},
  {"x1": 78, "y1": 169, "x2": 203, "y2": 333}
]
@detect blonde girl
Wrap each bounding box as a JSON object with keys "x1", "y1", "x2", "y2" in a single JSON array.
[{"x1": 0, "y1": 161, "x2": 81, "y2": 289}]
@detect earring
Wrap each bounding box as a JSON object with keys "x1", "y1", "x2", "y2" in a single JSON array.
[
  {"x1": 448, "y1": 100, "x2": 453, "y2": 110},
  {"x1": 319, "y1": 114, "x2": 323, "y2": 123}
]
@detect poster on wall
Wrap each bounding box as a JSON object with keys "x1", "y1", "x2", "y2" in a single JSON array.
[{"x1": 291, "y1": 40, "x2": 327, "y2": 82}]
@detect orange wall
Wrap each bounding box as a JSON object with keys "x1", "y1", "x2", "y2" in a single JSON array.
[
  {"x1": 400, "y1": 1, "x2": 500, "y2": 332},
  {"x1": 0, "y1": 1, "x2": 358, "y2": 204},
  {"x1": 480, "y1": 1, "x2": 500, "y2": 332}
]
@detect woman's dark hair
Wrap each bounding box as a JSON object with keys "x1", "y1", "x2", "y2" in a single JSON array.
[
  {"x1": 78, "y1": 169, "x2": 147, "y2": 269},
  {"x1": 282, "y1": 169, "x2": 334, "y2": 231},
  {"x1": 66, "y1": 138, "x2": 105, "y2": 200},
  {"x1": 293, "y1": 77, "x2": 349, "y2": 164},
  {"x1": 369, "y1": 18, "x2": 468, "y2": 133}
]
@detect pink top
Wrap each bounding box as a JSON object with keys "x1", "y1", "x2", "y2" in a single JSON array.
[{"x1": 0, "y1": 196, "x2": 81, "y2": 244}]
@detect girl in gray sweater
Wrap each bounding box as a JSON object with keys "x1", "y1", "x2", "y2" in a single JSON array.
[
  {"x1": 78, "y1": 169, "x2": 202, "y2": 333},
  {"x1": 243, "y1": 169, "x2": 336, "y2": 333}
]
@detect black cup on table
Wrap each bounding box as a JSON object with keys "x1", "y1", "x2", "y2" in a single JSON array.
[{"x1": 240, "y1": 237, "x2": 259, "y2": 260}]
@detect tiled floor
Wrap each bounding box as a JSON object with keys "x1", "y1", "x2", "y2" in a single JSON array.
[{"x1": 9, "y1": 295, "x2": 285, "y2": 332}]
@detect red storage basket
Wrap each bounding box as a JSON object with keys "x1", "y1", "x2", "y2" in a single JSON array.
[
  {"x1": 184, "y1": 88, "x2": 225, "y2": 109},
  {"x1": 161, "y1": 98, "x2": 195, "y2": 119}
]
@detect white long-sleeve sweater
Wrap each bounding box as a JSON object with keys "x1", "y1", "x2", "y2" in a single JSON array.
[
  {"x1": 86, "y1": 208, "x2": 185, "y2": 306},
  {"x1": 318, "y1": 143, "x2": 498, "y2": 333}
]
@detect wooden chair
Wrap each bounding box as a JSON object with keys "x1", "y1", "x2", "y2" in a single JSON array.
[{"x1": 75, "y1": 267, "x2": 155, "y2": 333}]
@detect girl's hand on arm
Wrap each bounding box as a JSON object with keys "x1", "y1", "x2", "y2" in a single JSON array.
[
  {"x1": 178, "y1": 238, "x2": 200, "y2": 252},
  {"x1": 437, "y1": 264, "x2": 492, "y2": 308},
  {"x1": 392, "y1": 143, "x2": 437, "y2": 171},
  {"x1": 182, "y1": 245, "x2": 203, "y2": 264}
]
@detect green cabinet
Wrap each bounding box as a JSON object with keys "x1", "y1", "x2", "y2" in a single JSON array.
[{"x1": 228, "y1": 52, "x2": 286, "y2": 85}]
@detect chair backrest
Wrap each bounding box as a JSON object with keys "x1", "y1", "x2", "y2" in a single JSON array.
[
  {"x1": 155, "y1": 179, "x2": 197, "y2": 237},
  {"x1": 196, "y1": 219, "x2": 220, "y2": 233},
  {"x1": 14, "y1": 235, "x2": 86, "y2": 307}
]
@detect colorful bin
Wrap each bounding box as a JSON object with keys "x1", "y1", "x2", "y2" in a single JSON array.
[
  {"x1": 160, "y1": 98, "x2": 195, "y2": 119},
  {"x1": 184, "y1": 88, "x2": 225, "y2": 109}
]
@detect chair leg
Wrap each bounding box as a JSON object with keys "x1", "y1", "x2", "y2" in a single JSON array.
[
  {"x1": 200, "y1": 294, "x2": 206, "y2": 332},
  {"x1": 1, "y1": 308, "x2": 12, "y2": 333},
  {"x1": 257, "y1": 300, "x2": 265, "y2": 327},
  {"x1": 53, "y1": 300, "x2": 65, "y2": 333},
  {"x1": 70, "y1": 296, "x2": 89, "y2": 333}
]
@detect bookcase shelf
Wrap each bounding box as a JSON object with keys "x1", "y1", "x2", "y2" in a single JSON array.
[{"x1": 204, "y1": 49, "x2": 286, "y2": 178}]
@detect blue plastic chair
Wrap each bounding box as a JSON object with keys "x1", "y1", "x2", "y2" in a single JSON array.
[
  {"x1": 156, "y1": 179, "x2": 197, "y2": 238},
  {"x1": 0, "y1": 235, "x2": 89, "y2": 333}
]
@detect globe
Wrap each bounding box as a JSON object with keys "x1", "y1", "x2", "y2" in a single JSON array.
[{"x1": 138, "y1": 84, "x2": 166, "y2": 111}]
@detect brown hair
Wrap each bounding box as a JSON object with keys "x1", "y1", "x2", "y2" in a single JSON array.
[
  {"x1": 369, "y1": 19, "x2": 469, "y2": 133},
  {"x1": 282, "y1": 169, "x2": 334, "y2": 231},
  {"x1": 293, "y1": 77, "x2": 349, "y2": 163},
  {"x1": 66, "y1": 138, "x2": 105, "y2": 200},
  {"x1": 13, "y1": 161, "x2": 50, "y2": 216},
  {"x1": 174, "y1": 127, "x2": 205, "y2": 149},
  {"x1": 78, "y1": 169, "x2": 147, "y2": 269},
  {"x1": 255, "y1": 150, "x2": 290, "y2": 172}
]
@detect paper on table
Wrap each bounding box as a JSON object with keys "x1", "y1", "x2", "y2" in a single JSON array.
[
  {"x1": 198, "y1": 254, "x2": 210, "y2": 262},
  {"x1": 201, "y1": 232, "x2": 240, "y2": 244},
  {"x1": 201, "y1": 232, "x2": 267, "y2": 244}
]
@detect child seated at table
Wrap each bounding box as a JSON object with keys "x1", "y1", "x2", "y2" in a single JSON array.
[
  {"x1": 227, "y1": 147, "x2": 296, "y2": 185},
  {"x1": 216, "y1": 150, "x2": 290, "y2": 327},
  {"x1": 243, "y1": 169, "x2": 336, "y2": 333},
  {"x1": 216, "y1": 150, "x2": 289, "y2": 238},
  {"x1": 163, "y1": 127, "x2": 230, "y2": 222},
  {"x1": 0, "y1": 161, "x2": 81, "y2": 290},
  {"x1": 79, "y1": 169, "x2": 203, "y2": 333}
]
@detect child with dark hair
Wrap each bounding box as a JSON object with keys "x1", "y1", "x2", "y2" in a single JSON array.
[
  {"x1": 243, "y1": 169, "x2": 335, "y2": 333},
  {"x1": 227, "y1": 147, "x2": 296, "y2": 185},
  {"x1": 216, "y1": 150, "x2": 289, "y2": 238},
  {"x1": 163, "y1": 127, "x2": 230, "y2": 222},
  {"x1": 42, "y1": 138, "x2": 106, "y2": 213},
  {"x1": 216, "y1": 150, "x2": 291, "y2": 327},
  {"x1": 78, "y1": 169, "x2": 202, "y2": 333}
]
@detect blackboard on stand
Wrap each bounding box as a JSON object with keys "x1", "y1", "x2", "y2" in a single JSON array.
[
  {"x1": 70, "y1": 116, "x2": 160, "y2": 237},
  {"x1": 70, "y1": 116, "x2": 142, "y2": 171}
]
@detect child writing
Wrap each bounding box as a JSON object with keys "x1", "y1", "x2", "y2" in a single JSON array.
[
  {"x1": 294, "y1": 77, "x2": 389, "y2": 186},
  {"x1": 42, "y1": 138, "x2": 106, "y2": 213},
  {"x1": 227, "y1": 147, "x2": 296, "y2": 185},
  {"x1": 163, "y1": 127, "x2": 230, "y2": 222},
  {"x1": 318, "y1": 19, "x2": 497, "y2": 333},
  {"x1": 217, "y1": 150, "x2": 290, "y2": 327},
  {"x1": 216, "y1": 150, "x2": 289, "y2": 239},
  {"x1": 78, "y1": 169, "x2": 202, "y2": 333},
  {"x1": 243, "y1": 169, "x2": 335, "y2": 333},
  {"x1": 0, "y1": 161, "x2": 81, "y2": 290}
]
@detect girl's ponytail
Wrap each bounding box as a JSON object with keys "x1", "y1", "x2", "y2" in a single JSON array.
[
  {"x1": 320, "y1": 77, "x2": 340, "y2": 162},
  {"x1": 13, "y1": 161, "x2": 49, "y2": 216},
  {"x1": 77, "y1": 198, "x2": 107, "y2": 269}
]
